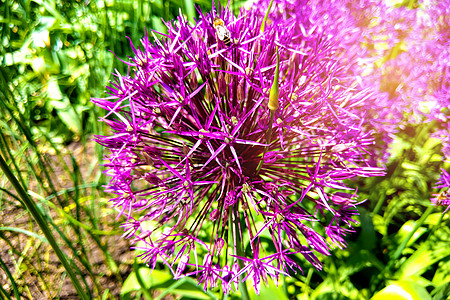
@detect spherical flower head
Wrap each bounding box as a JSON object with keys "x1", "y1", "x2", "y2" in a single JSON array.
[{"x1": 94, "y1": 3, "x2": 384, "y2": 293}]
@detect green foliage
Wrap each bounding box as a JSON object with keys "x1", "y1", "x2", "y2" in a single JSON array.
[{"x1": 122, "y1": 266, "x2": 218, "y2": 300}]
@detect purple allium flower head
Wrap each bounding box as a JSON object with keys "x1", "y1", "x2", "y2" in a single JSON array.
[
  {"x1": 371, "y1": 1, "x2": 450, "y2": 164},
  {"x1": 306, "y1": 0, "x2": 450, "y2": 163},
  {"x1": 94, "y1": 2, "x2": 384, "y2": 293}
]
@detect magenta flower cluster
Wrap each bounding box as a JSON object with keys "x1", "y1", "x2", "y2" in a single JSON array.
[
  {"x1": 94, "y1": 2, "x2": 385, "y2": 293},
  {"x1": 363, "y1": 0, "x2": 450, "y2": 207}
]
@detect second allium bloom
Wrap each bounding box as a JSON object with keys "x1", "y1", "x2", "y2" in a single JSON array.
[{"x1": 95, "y1": 5, "x2": 384, "y2": 293}]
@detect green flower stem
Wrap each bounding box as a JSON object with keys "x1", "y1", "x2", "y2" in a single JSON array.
[
  {"x1": 391, "y1": 205, "x2": 434, "y2": 260},
  {"x1": 238, "y1": 264, "x2": 251, "y2": 300},
  {"x1": 184, "y1": 0, "x2": 195, "y2": 22},
  {"x1": 154, "y1": 278, "x2": 187, "y2": 300},
  {"x1": 134, "y1": 260, "x2": 153, "y2": 300},
  {"x1": 0, "y1": 255, "x2": 20, "y2": 299},
  {"x1": 372, "y1": 191, "x2": 386, "y2": 216},
  {"x1": 232, "y1": 209, "x2": 250, "y2": 300},
  {"x1": 221, "y1": 291, "x2": 229, "y2": 300},
  {"x1": 256, "y1": 109, "x2": 275, "y2": 175},
  {"x1": 0, "y1": 153, "x2": 89, "y2": 300}
]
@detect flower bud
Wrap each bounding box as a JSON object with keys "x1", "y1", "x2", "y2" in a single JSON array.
[{"x1": 268, "y1": 47, "x2": 280, "y2": 111}]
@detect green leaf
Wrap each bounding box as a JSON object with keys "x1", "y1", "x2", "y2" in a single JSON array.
[
  {"x1": 310, "y1": 279, "x2": 334, "y2": 299},
  {"x1": 396, "y1": 241, "x2": 450, "y2": 279},
  {"x1": 0, "y1": 227, "x2": 48, "y2": 243},
  {"x1": 370, "y1": 280, "x2": 431, "y2": 300},
  {"x1": 121, "y1": 268, "x2": 172, "y2": 294},
  {"x1": 424, "y1": 213, "x2": 446, "y2": 226},
  {"x1": 357, "y1": 207, "x2": 377, "y2": 250},
  {"x1": 47, "y1": 79, "x2": 82, "y2": 135},
  {"x1": 156, "y1": 278, "x2": 214, "y2": 300},
  {"x1": 431, "y1": 281, "x2": 450, "y2": 300},
  {"x1": 249, "y1": 279, "x2": 289, "y2": 300},
  {"x1": 396, "y1": 220, "x2": 427, "y2": 248},
  {"x1": 31, "y1": 0, "x2": 66, "y2": 22},
  {"x1": 422, "y1": 137, "x2": 442, "y2": 151},
  {"x1": 152, "y1": 16, "x2": 168, "y2": 35},
  {"x1": 372, "y1": 214, "x2": 387, "y2": 236},
  {"x1": 401, "y1": 162, "x2": 420, "y2": 171},
  {"x1": 431, "y1": 258, "x2": 450, "y2": 287},
  {"x1": 123, "y1": 268, "x2": 215, "y2": 299}
]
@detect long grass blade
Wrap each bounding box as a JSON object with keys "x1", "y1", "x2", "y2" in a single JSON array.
[
  {"x1": 0, "y1": 153, "x2": 90, "y2": 300},
  {"x1": 0, "y1": 255, "x2": 20, "y2": 300},
  {"x1": 0, "y1": 227, "x2": 47, "y2": 243}
]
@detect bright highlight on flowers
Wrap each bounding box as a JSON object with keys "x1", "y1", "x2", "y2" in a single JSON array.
[{"x1": 94, "y1": 3, "x2": 384, "y2": 294}]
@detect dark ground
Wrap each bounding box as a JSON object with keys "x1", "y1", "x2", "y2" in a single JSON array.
[{"x1": 0, "y1": 141, "x2": 134, "y2": 299}]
